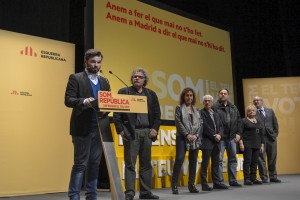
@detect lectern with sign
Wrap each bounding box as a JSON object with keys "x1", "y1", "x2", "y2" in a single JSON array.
[{"x1": 95, "y1": 91, "x2": 148, "y2": 200}]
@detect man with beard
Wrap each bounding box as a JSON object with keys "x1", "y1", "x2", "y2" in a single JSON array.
[
  {"x1": 213, "y1": 89, "x2": 242, "y2": 187},
  {"x1": 113, "y1": 68, "x2": 161, "y2": 200},
  {"x1": 253, "y1": 96, "x2": 281, "y2": 183},
  {"x1": 65, "y1": 49, "x2": 111, "y2": 200}
]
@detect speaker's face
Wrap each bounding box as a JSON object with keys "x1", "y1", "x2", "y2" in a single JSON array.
[{"x1": 85, "y1": 55, "x2": 102, "y2": 74}]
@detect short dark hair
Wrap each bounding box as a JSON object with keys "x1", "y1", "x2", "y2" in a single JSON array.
[
  {"x1": 130, "y1": 68, "x2": 148, "y2": 87},
  {"x1": 179, "y1": 87, "x2": 196, "y2": 105},
  {"x1": 84, "y1": 49, "x2": 103, "y2": 61},
  {"x1": 218, "y1": 88, "x2": 230, "y2": 95}
]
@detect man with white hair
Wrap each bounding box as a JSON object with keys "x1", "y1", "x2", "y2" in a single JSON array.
[{"x1": 200, "y1": 95, "x2": 228, "y2": 191}]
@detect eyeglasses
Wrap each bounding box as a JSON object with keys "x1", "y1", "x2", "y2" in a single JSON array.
[{"x1": 133, "y1": 75, "x2": 145, "y2": 79}]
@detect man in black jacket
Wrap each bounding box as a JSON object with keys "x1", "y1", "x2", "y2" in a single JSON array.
[
  {"x1": 213, "y1": 89, "x2": 242, "y2": 187},
  {"x1": 65, "y1": 49, "x2": 110, "y2": 200},
  {"x1": 113, "y1": 68, "x2": 161, "y2": 200},
  {"x1": 200, "y1": 94, "x2": 228, "y2": 191},
  {"x1": 253, "y1": 96, "x2": 281, "y2": 183}
]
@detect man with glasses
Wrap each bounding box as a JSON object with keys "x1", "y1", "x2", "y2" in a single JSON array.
[
  {"x1": 253, "y1": 96, "x2": 281, "y2": 183},
  {"x1": 113, "y1": 68, "x2": 161, "y2": 200}
]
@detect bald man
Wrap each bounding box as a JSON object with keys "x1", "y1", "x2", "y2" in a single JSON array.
[{"x1": 253, "y1": 96, "x2": 281, "y2": 183}]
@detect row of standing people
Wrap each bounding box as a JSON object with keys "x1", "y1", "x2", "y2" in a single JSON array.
[
  {"x1": 64, "y1": 49, "x2": 280, "y2": 200},
  {"x1": 171, "y1": 87, "x2": 281, "y2": 195}
]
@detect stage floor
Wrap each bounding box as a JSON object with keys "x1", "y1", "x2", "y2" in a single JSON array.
[{"x1": 3, "y1": 175, "x2": 299, "y2": 200}]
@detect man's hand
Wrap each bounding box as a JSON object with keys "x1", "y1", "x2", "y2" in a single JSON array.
[
  {"x1": 149, "y1": 129, "x2": 158, "y2": 138},
  {"x1": 260, "y1": 144, "x2": 264, "y2": 153},
  {"x1": 239, "y1": 143, "x2": 244, "y2": 151},
  {"x1": 83, "y1": 97, "x2": 95, "y2": 107},
  {"x1": 239, "y1": 140, "x2": 244, "y2": 151},
  {"x1": 234, "y1": 134, "x2": 241, "y2": 143},
  {"x1": 120, "y1": 131, "x2": 128, "y2": 142},
  {"x1": 214, "y1": 134, "x2": 221, "y2": 142}
]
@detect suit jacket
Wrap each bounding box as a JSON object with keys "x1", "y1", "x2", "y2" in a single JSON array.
[
  {"x1": 200, "y1": 108, "x2": 224, "y2": 150},
  {"x1": 64, "y1": 71, "x2": 110, "y2": 136},
  {"x1": 256, "y1": 107, "x2": 279, "y2": 141},
  {"x1": 113, "y1": 86, "x2": 161, "y2": 141}
]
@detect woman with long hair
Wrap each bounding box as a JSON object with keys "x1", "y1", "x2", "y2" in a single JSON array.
[{"x1": 171, "y1": 87, "x2": 203, "y2": 194}]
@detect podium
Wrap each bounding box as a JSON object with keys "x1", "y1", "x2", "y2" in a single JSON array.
[
  {"x1": 94, "y1": 110, "x2": 124, "y2": 199},
  {"x1": 94, "y1": 91, "x2": 148, "y2": 199}
]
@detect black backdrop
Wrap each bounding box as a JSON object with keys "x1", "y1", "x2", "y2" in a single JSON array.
[{"x1": 1, "y1": 0, "x2": 300, "y2": 116}]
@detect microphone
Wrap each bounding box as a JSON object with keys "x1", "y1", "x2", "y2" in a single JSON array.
[
  {"x1": 109, "y1": 70, "x2": 129, "y2": 94},
  {"x1": 109, "y1": 70, "x2": 129, "y2": 87},
  {"x1": 99, "y1": 70, "x2": 111, "y2": 91}
]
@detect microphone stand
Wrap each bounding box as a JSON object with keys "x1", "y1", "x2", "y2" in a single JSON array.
[{"x1": 108, "y1": 70, "x2": 129, "y2": 94}]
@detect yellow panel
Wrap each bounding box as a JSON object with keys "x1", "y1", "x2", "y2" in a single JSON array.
[
  {"x1": 0, "y1": 29, "x2": 74, "y2": 196},
  {"x1": 243, "y1": 77, "x2": 300, "y2": 174},
  {"x1": 94, "y1": 0, "x2": 234, "y2": 120}
]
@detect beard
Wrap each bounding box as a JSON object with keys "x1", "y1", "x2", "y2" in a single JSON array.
[{"x1": 86, "y1": 67, "x2": 99, "y2": 74}]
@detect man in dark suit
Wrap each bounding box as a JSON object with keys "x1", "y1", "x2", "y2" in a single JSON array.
[
  {"x1": 253, "y1": 96, "x2": 281, "y2": 183},
  {"x1": 200, "y1": 94, "x2": 228, "y2": 191},
  {"x1": 65, "y1": 49, "x2": 111, "y2": 200},
  {"x1": 113, "y1": 68, "x2": 161, "y2": 200}
]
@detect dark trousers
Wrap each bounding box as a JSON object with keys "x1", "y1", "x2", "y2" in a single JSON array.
[
  {"x1": 68, "y1": 127, "x2": 102, "y2": 200},
  {"x1": 172, "y1": 136, "x2": 199, "y2": 186},
  {"x1": 243, "y1": 147, "x2": 260, "y2": 181},
  {"x1": 258, "y1": 138, "x2": 278, "y2": 180},
  {"x1": 123, "y1": 128, "x2": 153, "y2": 196},
  {"x1": 201, "y1": 145, "x2": 220, "y2": 185}
]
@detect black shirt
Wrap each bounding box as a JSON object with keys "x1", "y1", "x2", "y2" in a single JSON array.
[{"x1": 241, "y1": 118, "x2": 265, "y2": 149}]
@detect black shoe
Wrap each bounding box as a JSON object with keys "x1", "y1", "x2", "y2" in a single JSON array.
[
  {"x1": 213, "y1": 183, "x2": 229, "y2": 189},
  {"x1": 261, "y1": 179, "x2": 269, "y2": 183},
  {"x1": 244, "y1": 180, "x2": 253, "y2": 185},
  {"x1": 188, "y1": 184, "x2": 199, "y2": 193},
  {"x1": 125, "y1": 194, "x2": 134, "y2": 200},
  {"x1": 229, "y1": 182, "x2": 242, "y2": 187},
  {"x1": 172, "y1": 185, "x2": 178, "y2": 194},
  {"x1": 139, "y1": 193, "x2": 159, "y2": 199},
  {"x1": 270, "y1": 178, "x2": 281, "y2": 183},
  {"x1": 202, "y1": 184, "x2": 213, "y2": 191},
  {"x1": 252, "y1": 179, "x2": 263, "y2": 184}
]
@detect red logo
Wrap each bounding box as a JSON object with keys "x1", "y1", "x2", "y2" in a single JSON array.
[
  {"x1": 20, "y1": 46, "x2": 37, "y2": 57},
  {"x1": 11, "y1": 90, "x2": 19, "y2": 95}
]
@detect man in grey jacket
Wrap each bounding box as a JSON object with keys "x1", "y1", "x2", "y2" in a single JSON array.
[{"x1": 253, "y1": 96, "x2": 281, "y2": 183}]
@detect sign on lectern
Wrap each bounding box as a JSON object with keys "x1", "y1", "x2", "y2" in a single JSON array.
[{"x1": 98, "y1": 91, "x2": 148, "y2": 113}]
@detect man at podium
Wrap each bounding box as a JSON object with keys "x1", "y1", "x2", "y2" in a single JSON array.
[
  {"x1": 113, "y1": 68, "x2": 161, "y2": 200},
  {"x1": 64, "y1": 49, "x2": 111, "y2": 200}
]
